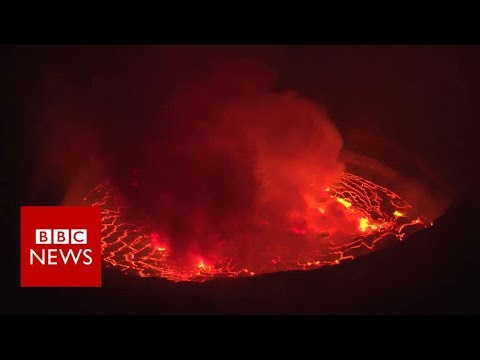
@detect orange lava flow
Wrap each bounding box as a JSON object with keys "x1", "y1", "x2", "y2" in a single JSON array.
[{"x1": 83, "y1": 172, "x2": 428, "y2": 282}]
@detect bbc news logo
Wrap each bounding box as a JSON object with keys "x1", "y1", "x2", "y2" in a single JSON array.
[
  {"x1": 31, "y1": 229, "x2": 93, "y2": 266},
  {"x1": 21, "y1": 207, "x2": 102, "y2": 287}
]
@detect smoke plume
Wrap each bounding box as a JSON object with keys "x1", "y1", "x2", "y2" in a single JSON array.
[
  {"x1": 112, "y1": 57, "x2": 344, "y2": 263},
  {"x1": 32, "y1": 51, "x2": 344, "y2": 266}
]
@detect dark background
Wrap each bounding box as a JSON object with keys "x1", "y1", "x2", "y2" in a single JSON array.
[{"x1": 2, "y1": 45, "x2": 480, "y2": 314}]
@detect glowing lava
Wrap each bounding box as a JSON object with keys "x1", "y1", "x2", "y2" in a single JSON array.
[{"x1": 84, "y1": 172, "x2": 429, "y2": 282}]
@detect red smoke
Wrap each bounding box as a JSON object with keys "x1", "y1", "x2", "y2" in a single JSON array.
[
  {"x1": 30, "y1": 50, "x2": 347, "y2": 269},
  {"x1": 116, "y1": 57, "x2": 344, "y2": 265}
]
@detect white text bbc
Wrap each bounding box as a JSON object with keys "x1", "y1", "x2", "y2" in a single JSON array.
[{"x1": 35, "y1": 229, "x2": 87, "y2": 245}]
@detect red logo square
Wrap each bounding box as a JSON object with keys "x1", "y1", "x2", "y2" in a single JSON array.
[{"x1": 21, "y1": 206, "x2": 102, "y2": 287}]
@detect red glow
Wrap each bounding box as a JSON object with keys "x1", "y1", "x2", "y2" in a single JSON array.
[
  {"x1": 289, "y1": 227, "x2": 307, "y2": 235},
  {"x1": 84, "y1": 172, "x2": 428, "y2": 282}
]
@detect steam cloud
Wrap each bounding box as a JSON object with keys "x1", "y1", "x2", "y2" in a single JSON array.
[
  {"x1": 114, "y1": 57, "x2": 344, "y2": 262},
  {"x1": 35, "y1": 52, "x2": 344, "y2": 265}
]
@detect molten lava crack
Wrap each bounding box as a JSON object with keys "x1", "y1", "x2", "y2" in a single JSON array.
[{"x1": 84, "y1": 172, "x2": 428, "y2": 282}]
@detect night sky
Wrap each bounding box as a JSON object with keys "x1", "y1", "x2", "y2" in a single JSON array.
[{"x1": 4, "y1": 45, "x2": 479, "y2": 204}]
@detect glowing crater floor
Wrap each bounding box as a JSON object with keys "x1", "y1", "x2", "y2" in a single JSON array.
[{"x1": 84, "y1": 172, "x2": 428, "y2": 282}]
